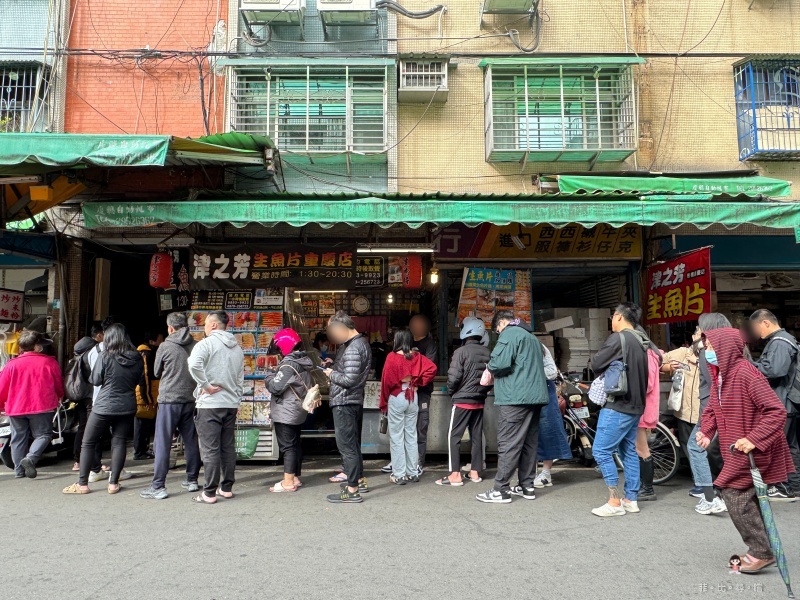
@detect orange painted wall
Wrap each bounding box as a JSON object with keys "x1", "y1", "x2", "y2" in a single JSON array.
[{"x1": 65, "y1": 0, "x2": 228, "y2": 136}]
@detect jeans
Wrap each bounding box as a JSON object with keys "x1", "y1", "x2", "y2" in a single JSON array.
[
  {"x1": 333, "y1": 404, "x2": 364, "y2": 488},
  {"x1": 388, "y1": 391, "x2": 419, "y2": 479},
  {"x1": 73, "y1": 400, "x2": 90, "y2": 462},
  {"x1": 593, "y1": 408, "x2": 640, "y2": 501},
  {"x1": 274, "y1": 422, "x2": 303, "y2": 476},
  {"x1": 151, "y1": 403, "x2": 201, "y2": 490},
  {"x1": 417, "y1": 391, "x2": 431, "y2": 468},
  {"x1": 494, "y1": 404, "x2": 542, "y2": 492},
  {"x1": 9, "y1": 411, "x2": 54, "y2": 475},
  {"x1": 133, "y1": 416, "x2": 155, "y2": 457},
  {"x1": 687, "y1": 420, "x2": 714, "y2": 488},
  {"x1": 79, "y1": 412, "x2": 133, "y2": 485},
  {"x1": 195, "y1": 408, "x2": 237, "y2": 496}
]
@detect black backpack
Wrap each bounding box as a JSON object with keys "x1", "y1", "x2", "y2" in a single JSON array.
[
  {"x1": 64, "y1": 353, "x2": 92, "y2": 401},
  {"x1": 771, "y1": 335, "x2": 800, "y2": 406}
]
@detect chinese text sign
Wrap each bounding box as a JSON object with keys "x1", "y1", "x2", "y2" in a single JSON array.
[{"x1": 644, "y1": 248, "x2": 711, "y2": 325}]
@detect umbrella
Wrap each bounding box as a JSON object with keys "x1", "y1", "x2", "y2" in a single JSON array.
[{"x1": 730, "y1": 445, "x2": 794, "y2": 598}]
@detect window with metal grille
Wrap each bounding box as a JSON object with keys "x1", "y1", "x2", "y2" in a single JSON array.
[
  {"x1": 484, "y1": 64, "x2": 638, "y2": 163},
  {"x1": 0, "y1": 64, "x2": 49, "y2": 133},
  {"x1": 734, "y1": 59, "x2": 800, "y2": 161},
  {"x1": 400, "y1": 60, "x2": 446, "y2": 89},
  {"x1": 230, "y1": 66, "x2": 387, "y2": 153}
]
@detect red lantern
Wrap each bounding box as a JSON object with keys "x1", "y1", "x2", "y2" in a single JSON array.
[
  {"x1": 402, "y1": 255, "x2": 423, "y2": 289},
  {"x1": 149, "y1": 252, "x2": 173, "y2": 289}
]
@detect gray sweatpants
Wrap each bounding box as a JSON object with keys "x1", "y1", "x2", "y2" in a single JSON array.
[
  {"x1": 10, "y1": 411, "x2": 54, "y2": 476},
  {"x1": 494, "y1": 404, "x2": 542, "y2": 492},
  {"x1": 195, "y1": 407, "x2": 237, "y2": 496}
]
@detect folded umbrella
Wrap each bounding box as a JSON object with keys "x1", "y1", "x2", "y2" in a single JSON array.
[{"x1": 730, "y1": 445, "x2": 794, "y2": 599}]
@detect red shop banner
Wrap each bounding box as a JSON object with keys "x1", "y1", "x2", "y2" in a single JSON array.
[{"x1": 644, "y1": 247, "x2": 711, "y2": 325}]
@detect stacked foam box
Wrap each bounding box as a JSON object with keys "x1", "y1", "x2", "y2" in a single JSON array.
[
  {"x1": 556, "y1": 327, "x2": 591, "y2": 373},
  {"x1": 581, "y1": 308, "x2": 612, "y2": 353}
]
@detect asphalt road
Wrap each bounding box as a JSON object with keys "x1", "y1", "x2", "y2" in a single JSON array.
[{"x1": 3, "y1": 453, "x2": 799, "y2": 600}]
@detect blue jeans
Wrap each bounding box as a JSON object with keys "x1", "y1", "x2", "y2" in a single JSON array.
[
  {"x1": 593, "y1": 408, "x2": 640, "y2": 501},
  {"x1": 688, "y1": 421, "x2": 713, "y2": 487},
  {"x1": 388, "y1": 392, "x2": 419, "y2": 479}
]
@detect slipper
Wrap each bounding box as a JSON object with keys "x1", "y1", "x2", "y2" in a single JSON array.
[
  {"x1": 464, "y1": 474, "x2": 483, "y2": 483},
  {"x1": 108, "y1": 484, "x2": 121, "y2": 495},
  {"x1": 216, "y1": 490, "x2": 234, "y2": 499},
  {"x1": 329, "y1": 472, "x2": 348, "y2": 483},
  {"x1": 334, "y1": 466, "x2": 344, "y2": 473},
  {"x1": 72, "y1": 462, "x2": 80, "y2": 471},
  {"x1": 435, "y1": 477, "x2": 464, "y2": 487},
  {"x1": 293, "y1": 480, "x2": 303, "y2": 488},
  {"x1": 270, "y1": 481, "x2": 297, "y2": 493},
  {"x1": 62, "y1": 483, "x2": 90, "y2": 495},
  {"x1": 192, "y1": 493, "x2": 217, "y2": 504}
]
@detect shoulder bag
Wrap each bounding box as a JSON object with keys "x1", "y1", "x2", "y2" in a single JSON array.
[
  {"x1": 603, "y1": 330, "x2": 629, "y2": 399},
  {"x1": 284, "y1": 364, "x2": 322, "y2": 414}
]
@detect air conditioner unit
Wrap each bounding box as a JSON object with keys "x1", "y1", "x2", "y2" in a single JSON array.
[
  {"x1": 481, "y1": 0, "x2": 534, "y2": 14},
  {"x1": 317, "y1": 0, "x2": 377, "y2": 26},
  {"x1": 398, "y1": 59, "x2": 449, "y2": 103},
  {"x1": 240, "y1": 0, "x2": 306, "y2": 26}
]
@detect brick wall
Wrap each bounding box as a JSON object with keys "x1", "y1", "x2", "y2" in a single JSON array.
[{"x1": 65, "y1": 0, "x2": 229, "y2": 136}]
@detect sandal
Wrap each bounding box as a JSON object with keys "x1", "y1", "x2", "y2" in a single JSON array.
[
  {"x1": 192, "y1": 492, "x2": 217, "y2": 504},
  {"x1": 329, "y1": 472, "x2": 348, "y2": 483},
  {"x1": 72, "y1": 462, "x2": 80, "y2": 471},
  {"x1": 108, "y1": 484, "x2": 121, "y2": 495},
  {"x1": 435, "y1": 477, "x2": 464, "y2": 487},
  {"x1": 216, "y1": 490, "x2": 234, "y2": 499},
  {"x1": 270, "y1": 481, "x2": 297, "y2": 493},
  {"x1": 464, "y1": 473, "x2": 483, "y2": 483},
  {"x1": 293, "y1": 480, "x2": 303, "y2": 488},
  {"x1": 62, "y1": 483, "x2": 90, "y2": 495}
]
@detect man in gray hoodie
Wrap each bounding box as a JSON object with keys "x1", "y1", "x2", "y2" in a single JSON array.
[
  {"x1": 141, "y1": 312, "x2": 200, "y2": 500},
  {"x1": 187, "y1": 310, "x2": 245, "y2": 504}
]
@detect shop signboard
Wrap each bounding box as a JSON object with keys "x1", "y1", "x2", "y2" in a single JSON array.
[
  {"x1": 644, "y1": 247, "x2": 711, "y2": 325},
  {"x1": 0, "y1": 288, "x2": 24, "y2": 322},
  {"x1": 355, "y1": 256, "x2": 385, "y2": 287},
  {"x1": 155, "y1": 249, "x2": 192, "y2": 314},
  {"x1": 456, "y1": 268, "x2": 532, "y2": 328},
  {"x1": 434, "y1": 224, "x2": 642, "y2": 260},
  {"x1": 190, "y1": 243, "x2": 356, "y2": 290}
]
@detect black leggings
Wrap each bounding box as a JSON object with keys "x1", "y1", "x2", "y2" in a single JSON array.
[
  {"x1": 274, "y1": 422, "x2": 303, "y2": 476},
  {"x1": 79, "y1": 412, "x2": 133, "y2": 485}
]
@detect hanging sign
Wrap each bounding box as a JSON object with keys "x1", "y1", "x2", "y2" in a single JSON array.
[
  {"x1": 355, "y1": 257, "x2": 386, "y2": 287},
  {"x1": 190, "y1": 244, "x2": 356, "y2": 290},
  {"x1": 456, "y1": 269, "x2": 531, "y2": 329},
  {"x1": 155, "y1": 250, "x2": 192, "y2": 314},
  {"x1": 644, "y1": 247, "x2": 712, "y2": 325},
  {"x1": 0, "y1": 288, "x2": 25, "y2": 322}
]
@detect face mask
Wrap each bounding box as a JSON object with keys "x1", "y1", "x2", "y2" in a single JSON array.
[
  {"x1": 321, "y1": 344, "x2": 329, "y2": 352},
  {"x1": 705, "y1": 350, "x2": 718, "y2": 366}
]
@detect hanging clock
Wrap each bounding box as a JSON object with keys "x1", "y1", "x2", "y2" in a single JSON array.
[{"x1": 352, "y1": 295, "x2": 370, "y2": 314}]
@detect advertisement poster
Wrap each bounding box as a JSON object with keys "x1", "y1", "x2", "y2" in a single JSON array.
[
  {"x1": 190, "y1": 243, "x2": 356, "y2": 290},
  {"x1": 156, "y1": 249, "x2": 192, "y2": 314},
  {"x1": 456, "y1": 269, "x2": 531, "y2": 328},
  {"x1": 0, "y1": 288, "x2": 24, "y2": 322},
  {"x1": 644, "y1": 247, "x2": 711, "y2": 325}
]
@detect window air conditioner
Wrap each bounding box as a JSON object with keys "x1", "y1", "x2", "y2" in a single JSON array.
[
  {"x1": 240, "y1": 0, "x2": 306, "y2": 26},
  {"x1": 398, "y1": 59, "x2": 449, "y2": 103},
  {"x1": 317, "y1": 0, "x2": 377, "y2": 26}
]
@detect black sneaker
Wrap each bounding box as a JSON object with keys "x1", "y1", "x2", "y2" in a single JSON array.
[
  {"x1": 380, "y1": 463, "x2": 393, "y2": 474},
  {"x1": 768, "y1": 483, "x2": 797, "y2": 503},
  {"x1": 20, "y1": 457, "x2": 37, "y2": 479},
  {"x1": 688, "y1": 486, "x2": 704, "y2": 498},
  {"x1": 327, "y1": 488, "x2": 363, "y2": 503},
  {"x1": 340, "y1": 479, "x2": 370, "y2": 494},
  {"x1": 638, "y1": 487, "x2": 658, "y2": 502},
  {"x1": 405, "y1": 474, "x2": 420, "y2": 483},
  {"x1": 389, "y1": 475, "x2": 406, "y2": 485},
  {"x1": 509, "y1": 485, "x2": 536, "y2": 500},
  {"x1": 476, "y1": 489, "x2": 512, "y2": 504}
]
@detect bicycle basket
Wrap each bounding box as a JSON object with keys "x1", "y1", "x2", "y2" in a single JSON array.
[{"x1": 235, "y1": 428, "x2": 260, "y2": 460}]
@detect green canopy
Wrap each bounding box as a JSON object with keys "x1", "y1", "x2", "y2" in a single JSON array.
[
  {"x1": 82, "y1": 197, "x2": 800, "y2": 230},
  {"x1": 478, "y1": 56, "x2": 646, "y2": 68},
  {"x1": 554, "y1": 174, "x2": 792, "y2": 198}
]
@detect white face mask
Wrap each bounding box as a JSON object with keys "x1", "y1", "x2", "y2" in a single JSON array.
[{"x1": 321, "y1": 344, "x2": 329, "y2": 352}]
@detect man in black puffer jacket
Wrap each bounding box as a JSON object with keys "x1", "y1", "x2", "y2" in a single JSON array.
[
  {"x1": 437, "y1": 317, "x2": 492, "y2": 487},
  {"x1": 323, "y1": 311, "x2": 372, "y2": 504}
]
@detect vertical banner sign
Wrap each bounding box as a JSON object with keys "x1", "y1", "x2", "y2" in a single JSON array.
[
  {"x1": 456, "y1": 269, "x2": 531, "y2": 328},
  {"x1": 0, "y1": 288, "x2": 25, "y2": 322},
  {"x1": 644, "y1": 248, "x2": 712, "y2": 325}
]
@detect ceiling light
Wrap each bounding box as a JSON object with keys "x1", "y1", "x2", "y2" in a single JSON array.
[
  {"x1": 429, "y1": 267, "x2": 440, "y2": 285},
  {"x1": 293, "y1": 290, "x2": 348, "y2": 294},
  {"x1": 357, "y1": 246, "x2": 434, "y2": 254}
]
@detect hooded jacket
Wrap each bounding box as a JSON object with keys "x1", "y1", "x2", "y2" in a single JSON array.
[
  {"x1": 487, "y1": 321, "x2": 549, "y2": 406},
  {"x1": 329, "y1": 333, "x2": 372, "y2": 407},
  {"x1": 90, "y1": 349, "x2": 145, "y2": 416},
  {"x1": 591, "y1": 328, "x2": 649, "y2": 416},
  {"x1": 0, "y1": 352, "x2": 64, "y2": 416},
  {"x1": 188, "y1": 330, "x2": 245, "y2": 409},
  {"x1": 754, "y1": 329, "x2": 798, "y2": 414},
  {"x1": 265, "y1": 351, "x2": 313, "y2": 425},
  {"x1": 154, "y1": 327, "x2": 198, "y2": 404},
  {"x1": 700, "y1": 328, "x2": 794, "y2": 489},
  {"x1": 447, "y1": 338, "x2": 492, "y2": 404},
  {"x1": 379, "y1": 350, "x2": 438, "y2": 412}
]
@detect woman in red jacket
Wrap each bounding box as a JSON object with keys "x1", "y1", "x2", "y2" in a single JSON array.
[
  {"x1": 696, "y1": 327, "x2": 794, "y2": 573},
  {"x1": 0, "y1": 330, "x2": 63, "y2": 479},
  {"x1": 380, "y1": 329, "x2": 437, "y2": 485}
]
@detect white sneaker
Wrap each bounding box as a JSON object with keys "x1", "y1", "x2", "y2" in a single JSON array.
[
  {"x1": 117, "y1": 470, "x2": 133, "y2": 481},
  {"x1": 694, "y1": 497, "x2": 727, "y2": 515},
  {"x1": 591, "y1": 502, "x2": 626, "y2": 517},
  {"x1": 534, "y1": 472, "x2": 552, "y2": 488},
  {"x1": 714, "y1": 497, "x2": 728, "y2": 513},
  {"x1": 88, "y1": 470, "x2": 109, "y2": 483},
  {"x1": 621, "y1": 500, "x2": 640, "y2": 513},
  {"x1": 380, "y1": 463, "x2": 393, "y2": 474}
]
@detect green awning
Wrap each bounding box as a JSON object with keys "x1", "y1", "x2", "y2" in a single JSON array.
[
  {"x1": 82, "y1": 198, "x2": 800, "y2": 230},
  {"x1": 554, "y1": 174, "x2": 792, "y2": 198},
  {"x1": 478, "y1": 56, "x2": 646, "y2": 68}
]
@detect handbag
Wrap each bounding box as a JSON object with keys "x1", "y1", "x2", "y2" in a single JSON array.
[
  {"x1": 667, "y1": 368, "x2": 685, "y2": 412},
  {"x1": 588, "y1": 375, "x2": 608, "y2": 407},
  {"x1": 284, "y1": 364, "x2": 322, "y2": 414},
  {"x1": 379, "y1": 414, "x2": 388, "y2": 434},
  {"x1": 480, "y1": 368, "x2": 494, "y2": 386},
  {"x1": 603, "y1": 330, "x2": 629, "y2": 398}
]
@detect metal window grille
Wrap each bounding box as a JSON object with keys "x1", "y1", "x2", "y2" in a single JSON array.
[
  {"x1": 230, "y1": 66, "x2": 387, "y2": 153},
  {"x1": 734, "y1": 60, "x2": 800, "y2": 160},
  {"x1": 400, "y1": 60, "x2": 447, "y2": 89},
  {"x1": 0, "y1": 64, "x2": 49, "y2": 133},
  {"x1": 484, "y1": 64, "x2": 637, "y2": 161}
]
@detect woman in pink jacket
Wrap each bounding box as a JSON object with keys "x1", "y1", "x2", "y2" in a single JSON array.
[
  {"x1": 634, "y1": 326, "x2": 663, "y2": 502},
  {"x1": 0, "y1": 330, "x2": 63, "y2": 479}
]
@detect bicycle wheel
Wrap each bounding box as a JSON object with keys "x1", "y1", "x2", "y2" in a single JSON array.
[{"x1": 650, "y1": 422, "x2": 680, "y2": 485}]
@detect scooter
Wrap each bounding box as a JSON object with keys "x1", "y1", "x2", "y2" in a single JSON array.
[
  {"x1": 0, "y1": 400, "x2": 79, "y2": 470},
  {"x1": 557, "y1": 371, "x2": 597, "y2": 466}
]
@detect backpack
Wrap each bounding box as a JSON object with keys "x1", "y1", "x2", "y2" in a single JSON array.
[
  {"x1": 64, "y1": 354, "x2": 92, "y2": 401},
  {"x1": 770, "y1": 335, "x2": 800, "y2": 406},
  {"x1": 604, "y1": 330, "x2": 629, "y2": 399}
]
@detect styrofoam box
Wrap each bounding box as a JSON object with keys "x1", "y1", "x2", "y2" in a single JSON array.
[
  {"x1": 588, "y1": 308, "x2": 611, "y2": 318},
  {"x1": 543, "y1": 316, "x2": 574, "y2": 332},
  {"x1": 556, "y1": 327, "x2": 586, "y2": 338}
]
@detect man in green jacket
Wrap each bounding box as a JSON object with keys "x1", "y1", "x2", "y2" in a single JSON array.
[{"x1": 476, "y1": 310, "x2": 549, "y2": 504}]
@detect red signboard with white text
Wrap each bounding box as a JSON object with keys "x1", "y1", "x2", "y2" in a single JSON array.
[{"x1": 644, "y1": 248, "x2": 711, "y2": 325}]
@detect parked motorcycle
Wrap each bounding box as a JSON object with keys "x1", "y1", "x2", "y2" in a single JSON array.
[{"x1": 0, "y1": 400, "x2": 79, "y2": 469}]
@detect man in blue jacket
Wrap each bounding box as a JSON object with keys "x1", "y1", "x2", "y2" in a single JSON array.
[{"x1": 476, "y1": 310, "x2": 549, "y2": 504}]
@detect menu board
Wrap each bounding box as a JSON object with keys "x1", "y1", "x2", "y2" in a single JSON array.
[
  {"x1": 190, "y1": 288, "x2": 284, "y2": 428},
  {"x1": 456, "y1": 268, "x2": 532, "y2": 328}
]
